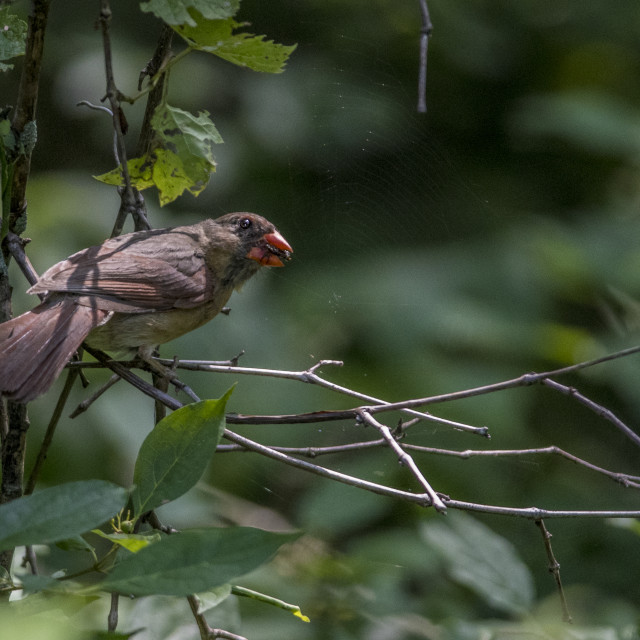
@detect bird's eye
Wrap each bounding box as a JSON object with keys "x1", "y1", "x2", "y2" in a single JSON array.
[{"x1": 239, "y1": 218, "x2": 252, "y2": 230}]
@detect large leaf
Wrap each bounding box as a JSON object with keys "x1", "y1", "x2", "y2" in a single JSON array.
[
  {"x1": 0, "y1": 8, "x2": 27, "y2": 72},
  {"x1": 140, "y1": 0, "x2": 239, "y2": 26},
  {"x1": 100, "y1": 526, "x2": 300, "y2": 596},
  {"x1": 173, "y1": 14, "x2": 297, "y2": 73},
  {"x1": 95, "y1": 105, "x2": 222, "y2": 206},
  {"x1": 0, "y1": 481, "x2": 129, "y2": 551},
  {"x1": 420, "y1": 512, "x2": 535, "y2": 615},
  {"x1": 131, "y1": 392, "x2": 231, "y2": 517}
]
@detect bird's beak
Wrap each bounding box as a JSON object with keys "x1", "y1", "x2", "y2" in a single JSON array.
[{"x1": 247, "y1": 231, "x2": 293, "y2": 267}]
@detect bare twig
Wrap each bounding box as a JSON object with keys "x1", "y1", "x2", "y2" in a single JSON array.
[
  {"x1": 98, "y1": 0, "x2": 150, "y2": 236},
  {"x1": 25, "y1": 366, "x2": 81, "y2": 494},
  {"x1": 216, "y1": 440, "x2": 640, "y2": 489},
  {"x1": 402, "y1": 443, "x2": 640, "y2": 489},
  {"x1": 358, "y1": 409, "x2": 446, "y2": 512},
  {"x1": 188, "y1": 593, "x2": 248, "y2": 640},
  {"x1": 5, "y1": 232, "x2": 39, "y2": 288},
  {"x1": 69, "y1": 373, "x2": 121, "y2": 419},
  {"x1": 108, "y1": 592, "x2": 119, "y2": 632},
  {"x1": 72, "y1": 345, "x2": 640, "y2": 519},
  {"x1": 542, "y1": 377, "x2": 640, "y2": 448},
  {"x1": 152, "y1": 357, "x2": 489, "y2": 436},
  {"x1": 417, "y1": 0, "x2": 433, "y2": 113},
  {"x1": 136, "y1": 23, "x2": 174, "y2": 159},
  {"x1": 535, "y1": 519, "x2": 572, "y2": 623}
]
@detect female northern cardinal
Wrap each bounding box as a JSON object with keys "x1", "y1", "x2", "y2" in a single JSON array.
[{"x1": 0, "y1": 212, "x2": 292, "y2": 403}]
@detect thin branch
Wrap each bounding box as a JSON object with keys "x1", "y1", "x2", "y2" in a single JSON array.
[
  {"x1": 69, "y1": 373, "x2": 121, "y2": 419},
  {"x1": 417, "y1": 0, "x2": 433, "y2": 113},
  {"x1": 402, "y1": 443, "x2": 640, "y2": 489},
  {"x1": 136, "y1": 23, "x2": 174, "y2": 159},
  {"x1": 5, "y1": 232, "x2": 39, "y2": 288},
  {"x1": 443, "y1": 498, "x2": 640, "y2": 519},
  {"x1": 25, "y1": 365, "x2": 81, "y2": 494},
  {"x1": 535, "y1": 519, "x2": 572, "y2": 623},
  {"x1": 98, "y1": 0, "x2": 150, "y2": 236},
  {"x1": 542, "y1": 377, "x2": 640, "y2": 448},
  {"x1": 108, "y1": 592, "x2": 119, "y2": 632},
  {"x1": 216, "y1": 439, "x2": 640, "y2": 489},
  {"x1": 81, "y1": 345, "x2": 182, "y2": 410},
  {"x1": 76, "y1": 100, "x2": 118, "y2": 164},
  {"x1": 75, "y1": 346, "x2": 640, "y2": 520},
  {"x1": 151, "y1": 357, "x2": 489, "y2": 436},
  {"x1": 358, "y1": 409, "x2": 446, "y2": 512}
]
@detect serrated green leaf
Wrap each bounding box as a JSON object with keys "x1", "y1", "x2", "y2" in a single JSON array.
[
  {"x1": 101, "y1": 526, "x2": 300, "y2": 596},
  {"x1": 92, "y1": 529, "x2": 161, "y2": 553},
  {"x1": 0, "y1": 481, "x2": 129, "y2": 552},
  {"x1": 153, "y1": 104, "x2": 222, "y2": 165},
  {"x1": 174, "y1": 15, "x2": 296, "y2": 73},
  {"x1": 420, "y1": 512, "x2": 535, "y2": 615},
  {"x1": 140, "y1": 0, "x2": 239, "y2": 26},
  {"x1": 94, "y1": 156, "x2": 155, "y2": 189},
  {"x1": 131, "y1": 391, "x2": 232, "y2": 517},
  {"x1": 0, "y1": 8, "x2": 27, "y2": 69},
  {"x1": 95, "y1": 105, "x2": 221, "y2": 205},
  {"x1": 151, "y1": 147, "x2": 196, "y2": 205}
]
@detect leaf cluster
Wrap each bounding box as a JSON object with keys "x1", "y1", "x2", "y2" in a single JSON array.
[
  {"x1": 95, "y1": 0, "x2": 296, "y2": 205},
  {"x1": 0, "y1": 391, "x2": 303, "y2": 633}
]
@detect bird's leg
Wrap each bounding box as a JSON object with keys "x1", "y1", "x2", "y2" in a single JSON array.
[{"x1": 136, "y1": 346, "x2": 200, "y2": 402}]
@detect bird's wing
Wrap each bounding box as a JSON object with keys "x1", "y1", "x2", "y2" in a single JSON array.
[{"x1": 30, "y1": 228, "x2": 214, "y2": 312}]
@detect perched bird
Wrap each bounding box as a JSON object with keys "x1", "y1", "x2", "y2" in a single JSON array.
[{"x1": 0, "y1": 212, "x2": 292, "y2": 403}]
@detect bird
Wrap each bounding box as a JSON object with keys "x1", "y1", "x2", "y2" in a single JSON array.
[{"x1": 0, "y1": 212, "x2": 292, "y2": 403}]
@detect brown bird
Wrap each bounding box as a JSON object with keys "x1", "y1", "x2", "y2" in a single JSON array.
[{"x1": 0, "y1": 212, "x2": 292, "y2": 403}]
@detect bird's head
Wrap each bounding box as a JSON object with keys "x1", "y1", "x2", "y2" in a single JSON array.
[{"x1": 206, "y1": 212, "x2": 293, "y2": 288}]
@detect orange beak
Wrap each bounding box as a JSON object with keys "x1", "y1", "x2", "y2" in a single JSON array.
[{"x1": 247, "y1": 231, "x2": 293, "y2": 267}]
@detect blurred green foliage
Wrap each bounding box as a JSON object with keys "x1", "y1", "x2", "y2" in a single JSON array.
[{"x1": 3, "y1": 0, "x2": 640, "y2": 638}]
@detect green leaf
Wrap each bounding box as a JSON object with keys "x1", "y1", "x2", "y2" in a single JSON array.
[
  {"x1": 421, "y1": 512, "x2": 535, "y2": 615},
  {"x1": 100, "y1": 526, "x2": 300, "y2": 596},
  {"x1": 232, "y1": 585, "x2": 310, "y2": 622},
  {"x1": 194, "y1": 584, "x2": 233, "y2": 614},
  {"x1": 94, "y1": 105, "x2": 222, "y2": 205},
  {"x1": 0, "y1": 8, "x2": 27, "y2": 72},
  {"x1": 140, "y1": 0, "x2": 239, "y2": 26},
  {"x1": 173, "y1": 15, "x2": 297, "y2": 73},
  {"x1": 55, "y1": 535, "x2": 96, "y2": 554},
  {"x1": 131, "y1": 391, "x2": 232, "y2": 517},
  {"x1": 153, "y1": 103, "x2": 222, "y2": 165},
  {"x1": 0, "y1": 481, "x2": 129, "y2": 552},
  {"x1": 92, "y1": 529, "x2": 161, "y2": 553}
]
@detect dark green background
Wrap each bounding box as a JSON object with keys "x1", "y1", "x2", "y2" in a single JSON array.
[{"x1": 3, "y1": 1, "x2": 640, "y2": 638}]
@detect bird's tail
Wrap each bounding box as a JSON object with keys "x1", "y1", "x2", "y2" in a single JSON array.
[{"x1": 0, "y1": 297, "x2": 110, "y2": 403}]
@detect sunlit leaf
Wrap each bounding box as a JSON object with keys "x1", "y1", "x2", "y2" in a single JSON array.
[
  {"x1": 92, "y1": 529, "x2": 161, "y2": 553},
  {"x1": 140, "y1": 0, "x2": 239, "y2": 26},
  {"x1": 94, "y1": 105, "x2": 221, "y2": 205},
  {"x1": 100, "y1": 527, "x2": 300, "y2": 596},
  {"x1": 173, "y1": 14, "x2": 297, "y2": 73},
  {"x1": 131, "y1": 392, "x2": 232, "y2": 517},
  {"x1": 0, "y1": 8, "x2": 27, "y2": 72}
]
